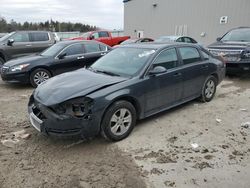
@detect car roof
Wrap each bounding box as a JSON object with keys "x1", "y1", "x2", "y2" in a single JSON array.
[
  {"x1": 14, "y1": 30, "x2": 51, "y2": 33},
  {"x1": 55, "y1": 40, "x2": 108, "y2": 46},
  {"x1": 120, "y1": 42, "x2": 200, "y2": 50},
  {"x1": 159, "y1": 35, "x2": 182, "y2": 40}
]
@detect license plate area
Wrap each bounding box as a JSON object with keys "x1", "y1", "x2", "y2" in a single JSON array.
[{"x1": 29, "y1": 112, "x2": 43, "y2": 132}]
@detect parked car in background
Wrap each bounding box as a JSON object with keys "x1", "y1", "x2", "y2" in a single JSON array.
[
  {"x1": 113, "y1": 38, "x2": 154, "y2": 48},
  {"x1": 0, "y1": 31, "x2": 56, "y2": 66},
  {"x1": 70, "y1": 30, "x2": 130, "y2": 47},
  {"x1": 28, "y1": 43, "x2": 225, "y2": 141},
  {"x1": 1, "y1": 40, "x2": 111, "y2": 87},
  {"x1": 0, "y1": 33, "x2": 8, "y2": 38},
  {"x1": 155, "y1": 35, "x2": 198, "y2": 44},
  {"x1": 53, "y1": 32, "x2": 61, "y2": 42},
  {"x1": 207, "y1": 27, "x2": 250, "y2": 74}
]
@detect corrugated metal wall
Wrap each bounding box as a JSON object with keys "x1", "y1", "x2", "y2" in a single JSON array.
[{"x1": 124, "y1": 0, "x2": 250, "y2": 45}]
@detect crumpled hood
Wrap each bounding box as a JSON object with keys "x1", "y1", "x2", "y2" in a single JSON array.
[
  {"x1": 208, "y1": 41, "x2": 250, "y2": 50},
  {"x1": 4, "y1": 55, "x2": 49, "y2": 67},
  {"x1": 34, "y1": 69, "x2": 128, "y2": 106}
]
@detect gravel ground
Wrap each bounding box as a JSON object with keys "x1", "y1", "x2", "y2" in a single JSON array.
[{"x1": 0, "y1": 76, "x2": 250, "y2": 188}]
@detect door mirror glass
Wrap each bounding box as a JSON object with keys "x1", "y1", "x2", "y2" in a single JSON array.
[
  {"x1": 216, "y1": 37, "x2": 222, "y2": 42},
  {"x1": 149, "y1": 66, "x2": 167, "y2": 75},
  {"x1": 7, "y1": 39, "x2": 15, "y2": 46},
  {"x1": 58, "y1": 52, "x2": 66, "y2": 59}
]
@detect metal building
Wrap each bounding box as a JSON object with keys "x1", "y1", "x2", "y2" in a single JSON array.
[{"x1": 123, "y1": 0, "x2": 250, "y2": 45}]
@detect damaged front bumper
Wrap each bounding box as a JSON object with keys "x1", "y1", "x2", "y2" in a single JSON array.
[{"x1": 28, "y1": 95, "x2": 101, "y2": 138}]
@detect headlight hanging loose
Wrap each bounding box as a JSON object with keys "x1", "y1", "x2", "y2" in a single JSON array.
[{"x1": 72, "y1": 104, "x2": 85, "y2": 117}]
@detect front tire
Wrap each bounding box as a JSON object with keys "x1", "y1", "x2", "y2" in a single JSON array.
[
  {"x1": 30, "y1": 68, "x2": 51, "y2": 87},
  {"x1": 101, "y1": 100, "x2": 137, "y2": 141},
  {"x1": 200, "y1": 75, "x2": 217, "y2": 102}
]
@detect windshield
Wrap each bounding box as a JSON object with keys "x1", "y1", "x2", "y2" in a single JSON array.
[
  {"x1": 120, "y1": 39, "x2": 137, "y2": 45},
  {"x1": 221, "y1": 28, "x2": 250, "y2": 42},
  {"x1": 0, "y1": 32, "x2": 14, "y2": 42},
  {"x1": 90, "y1": 47, "x2": 156, "y2": 77},
  {"x1": 40, "y1": 43, "x2": 65, "y2": 57},
  {"x1": 81, "y1": 32, "x2": 91, "y2": 38}
]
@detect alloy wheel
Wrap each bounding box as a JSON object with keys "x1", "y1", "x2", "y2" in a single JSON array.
[
  {"x1": 33, "y1": 71, "x2": 50, "y2": 85},
  {"x1": 205, "y1": 80, "x2": 215, "y2": 99},
  {"x1": 109, "y1": 108, "x2": 132, "y2": 136}
]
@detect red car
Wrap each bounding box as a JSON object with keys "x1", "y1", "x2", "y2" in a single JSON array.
[{"x1": 70, "y1": 30, "x2": 130, "y2": 47}]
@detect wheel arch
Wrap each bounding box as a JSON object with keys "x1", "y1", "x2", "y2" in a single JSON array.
[
  {"x1": 29, "y1": 66, "x2": 53, "y2": 77},
  {"x1": 101, "y1": 95, "x2": 142, "y2": 125},
  {"x1": 210, "y1": 73, "x2": 219, "y2": 85}
]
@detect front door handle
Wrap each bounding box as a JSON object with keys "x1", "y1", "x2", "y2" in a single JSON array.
[
  {"x1": 77, "y1": 56, "x2": 85, "y2": 60},
  {"x1": 201, "y1": 65, "x2": 209, "y2": 69},
  {"x1": 26, "y1": 44, "x2": 32, "y2": 47},
  {"x1": 173, "y1": 72, "x2": 182, "y2": 77},
  {"x1": 101, "y1": 53, "x2": 107, "y2": 56}
]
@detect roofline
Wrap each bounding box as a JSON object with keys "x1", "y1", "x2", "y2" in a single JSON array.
[{"x1": 123, "y1": 0, "x2": 132, "y2": 3}]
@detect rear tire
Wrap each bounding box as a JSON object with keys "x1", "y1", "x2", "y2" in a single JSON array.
[
  {"x1": 200, "y1": 75, "x2": 217, "y2": 102},
  {"x1": 30, "y1": 68, "x2": 51, "y2": 88},
  {"x1": 101, "y1": 100, "x2": 136, "y2": 141}
]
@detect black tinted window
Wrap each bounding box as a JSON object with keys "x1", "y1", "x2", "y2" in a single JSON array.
[
  {"x1": 179, "y1": 47, "x2": 201, "y2": 64},
  {"x1": 98, "y1": 32, "x2": 109, "y2": 38},
  {"x1": 84, "y1": 43, "x2": 100, "y2": 53},
  {"x1": 176, "y1": 37, "x2": 183, "y2": 42},
  {"x1": 153, "y1": 48, "x2": 178, "y2": 69},
  {"x1": 62, "y1": 44, "x2": 84, "y2": 56},
  {"x1": 183, "y1": 37, "x2": 192, "y2": 43},
  {"x1": 12, "y1": 33, "x2": 29, "y2": 42},
  {"x1": 30, "y1": 33, "x2": 49, "y2": 41}
]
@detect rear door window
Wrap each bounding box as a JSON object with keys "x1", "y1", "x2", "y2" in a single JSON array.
[
  {"x1": 30, "y1": 32, "x2": 49, "y2": 42},
  {"x1": 98, "y1": 31, "x2": 109, "y2": 38},
  {"x1": 153, "y1": 48, "x2": 178, "y2": 69},
  {"x1": 12, "y1": 33, "x2": 30, "y2": 42},
  {"x1": 179, "y1": 47, "x2": 202, "y2": 65},
  {"x1": 62, "y1": 44, "x2": 84, "y2": 56},
  {"x1": 84, "y1": 43, "x2": 101, "y2": 53}
]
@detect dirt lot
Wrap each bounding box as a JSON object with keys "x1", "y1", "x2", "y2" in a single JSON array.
[{"x1": 0, "y1": 76, "x2": 250, "y2": 188}]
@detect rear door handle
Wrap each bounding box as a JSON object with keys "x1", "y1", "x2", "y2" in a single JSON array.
[
  {"x1": 26, "y1": 44, "x2": 32, "y2": 47},
  {"x1": 173, "y1": 72, "x2": 182, "y2": 77},
  {"x1": 77, "y1": 56, "x2": 85, "y2": 60},
  {"x1": 201, "y1": 65, "x2": 209, "y2": 69}
]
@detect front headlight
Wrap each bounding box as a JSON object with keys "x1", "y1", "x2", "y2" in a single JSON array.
[
  {"x1": 10, "y1": 64, "x2": 30, "y2": 72},
  {"x1": 242, "y1": 50, "x2": 250, "y2": 59},
  {"x1": 51, "y1": 97, "x2": 94, "y2": 118}
]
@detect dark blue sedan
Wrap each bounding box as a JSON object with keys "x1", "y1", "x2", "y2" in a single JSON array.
[{"x1": 28, "y1": 42, "x2": 225, "y2": 141}]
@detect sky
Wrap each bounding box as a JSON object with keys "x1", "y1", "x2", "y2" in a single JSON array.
[{"x1": 0, "y1": 0, "x2": 124, "y2": 30}]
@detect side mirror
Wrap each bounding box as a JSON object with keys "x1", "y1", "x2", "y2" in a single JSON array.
[
  {"x1": 90, "y1": 35, "x2": 94, "y2": 40},
  {"x1": 58, "y1": 52, "x2": 66, "y2": 59},
  {"x1": 148, "y1": 66, "x2": 167, "y2": 76},
  {"x1": 7, "y1": 39, "x2": 15, "y2": 46},
  {"x1": 216, "y1": 37, "x2": 222, "y2": 42}
]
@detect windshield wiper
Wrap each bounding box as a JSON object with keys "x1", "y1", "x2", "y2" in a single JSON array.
[{"x1": 95, "y1": 69, "x2": 120, "y2": 77}]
